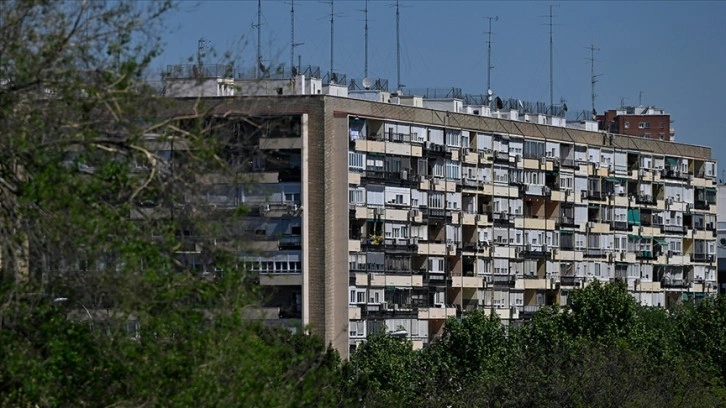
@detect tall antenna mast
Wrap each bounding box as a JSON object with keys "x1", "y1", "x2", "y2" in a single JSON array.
[
  {"x1": 256, "y1": 0, "x2": 262, "y2": 79},
  {"x1": 396, "y1": 0, "x2": 401, "y2": 91},
  {"x1": 485, "y1": 16, "x2": 498, "y2": 93},
  {"x1": 329, "y1": 0, "x2": 335, "y2": 79},
  {"x1": 364, "y1": 0, "x2": 369, "y2": 78},
  {"x1": 586, "y1": 44, "x2": 600, "y2": 114},
  {"x1": 197, "y1": 38, "x2": 207, "y2": 73},
  {"x1": 548, "y1": 5, "x2": 557, "y2": 109},
  {"x1": 291, "y1": 0, "x2": 295, "y2": 72}
]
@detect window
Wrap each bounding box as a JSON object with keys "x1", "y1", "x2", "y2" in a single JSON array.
[
  {"x1": 445, "y1": 160, "x2": 460, "y2": 180},
  {"x1": 428, "y1": 257, "x2": 445, "y2": 272},
  {"x1": 624, "y1": 121, "x2": 630, "y2": 129},
  {"x1": 445, "y1": 130, "x2": 461, "y2": 147},
  {"x1": 348, "y1": 151, "x2": 365, "y2": 170},
  {"x1": 284, "y1": 192, "x2": 300, "y2": 202},
  {"x1": 349, "y1": 188, "x2": 365, "y2": 204},
  {"x1": 523, "y1": 140, "x2": 545, "y2": 159},
  {"x1": 428, "y1": 192, "x2": 444, "y2": 209},
  {"x1": 659, "y1": 122, "x2": 665, "y2": 129},
  {"x1": 658, "y1": 133, "x2": 665, "y2": 140},
  {"x1": 644, "y1": 133, "x2": 651, "y2": 139}
]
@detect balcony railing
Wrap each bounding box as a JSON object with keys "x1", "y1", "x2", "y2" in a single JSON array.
[
  {"x1": 584, "y1": 248, "x2": 606, "y2": 258},
  {"x1": 611, "y1": 221, "x2": 630, "y2": 231},
  {"x1": 490, "y1": 275, "x2": 516, "y2": 287},
  {"x1": 635, "y1": 250, "x2": 658, "y2": 260},
  {"x1": 560, "y1": 276, "x2": 584, "y2": 287},
  {"x1": 661, "y1": 278, "x2": 689, "y2": 288},
  {"x1": 519, "y1": 245, "x2": 551, "y2": 259},
  {"x1": 635, "y1": 194, "x2": 657, "y2": 205},
  {"x1": 556, "y1": 216, "x2": 578, "y2": 228},
  {"x1": 661, "y1": 224, "x2": 687, "y2": 235},
  {"x1": 694, "y1": 200, "x2": 710, "y2": 210}
]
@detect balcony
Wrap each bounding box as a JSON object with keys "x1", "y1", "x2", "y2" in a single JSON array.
[
  {"x1": 423, "y1": 143, "x2": 450, "y2": 158},
  {"x1": 587, "y1": 190, "x2": 604, "y2": 201},
  {"x1": 661, "y1": 278, "x2": 689, "y2": 288},
  {"x1": 560, "y1": 276, "x2": 585, "y2": 287},
  {"x1": 560, "y1": 158, "x2": 578, "y2": 169},
  {"x1": 635, "y1": 250, "x2": 658, "y2": 260},
  {"x1": 521, "y1": 305, "x2": 546, "y2": 319},
  {"x1": 362, "y1": 303, "x2": 418, "y2": 318},
  {"x1": 611, "y1": 221, "x2": 630, "y2": 231},
  {"x1": 519, "y1": 245, "x2": 552, "y2": 259},
  {"x1": 690, "y1": 253, "x2": 713, "y2": 263},
  {"x1": 492, "y1": 212, "x2": 514, "y2": 227},
  {"x1": 361, "y1": 238, "x2": 418, "y2": 253},
  {"x1": 555, "y1": 216, "x2": 579, "y2": 229},
  {"x1": 418, "y1": 306, "x2": 457, "y2": 320},
  {"x1": 490, "y1": 275, "x2": 516, "y2": 287},
  {"x1": 583, "y1": 248, "x2": 607, "y2": 258},
  {"x1": 661, "y1": 224, "x2": 687, "y2": 235},
  {"x1": 635, "y1": 194, "x2": 657, "y2": 205},
  {"x1": 694, "y1": 200, "x2": 710, "y2": 210},
  {"x1": 361, "y1": 169, "x2": 387, "y2": 181},
  {"x1": 662, "y1": 168, "x2": 690, "y2": 181}
]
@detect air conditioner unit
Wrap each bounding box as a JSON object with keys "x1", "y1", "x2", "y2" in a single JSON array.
[
  {"x1": 540, "y1": 157, "x2": 547, "y2": 165},
  {"x1": 667, "y1": 250, "x2": 673, "y2": 257},
  {"x1": 526, "y1": 243, "x2": 532, "y2": 251},
  {"x1": 581, "y1": 191, "x2": 588, "y2": 200},
  {"x1": 475, "y1": 214, "x2": 482, "y2": 222},
  {"x1": 587, "y1": 222, "x2": 594, "y2": 229},
  {"x1": 608, "y1": 253, "x2": 615, "y2": 262},
  {"x1": 639, "y1": 169, "x2": 646, "y2": 177},
  {"x1": 620, "y1": 252, "x2": 626, "y2": 260},
  {"x1": 667, "y1": 198, "x2": 674, "y2": 206},
  {"x1": 543, "y1": 186, "x2": 552, "y2": 196},
  {"x1": 688, "y1": 175, "x2": 694, "y2": 183}
]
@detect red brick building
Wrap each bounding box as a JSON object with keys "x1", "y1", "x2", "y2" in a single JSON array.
[{"x1": 597, "y1": 106, "x2": 674, "y2": 141}]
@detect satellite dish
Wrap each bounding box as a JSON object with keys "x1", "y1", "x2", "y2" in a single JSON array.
[
  {"x1": 495, "y1": 96, "x2": 503, "y2": 110},
  {"x1": 562, "y1": 103, "x2": 568, "y2": 113},
  {"x1": 719, "y1": 237, "x2": 726, "y2": 248},
  {"x1": 487, "y1": 89, "x2": 493, "y2": 96},
  {"x1": 291, "y1": 66, "x2": 298, "y2": 76},
  {"x1": 517, "y1": 99, "x2": 524, "y2": 110},
  {"x1": 362, "y1": 77, "x2": 372, "y2": 89}
]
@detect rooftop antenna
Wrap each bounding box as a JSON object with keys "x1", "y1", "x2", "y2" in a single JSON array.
[
  {"x1": 329, "y1": 0, "x2": 335, "y2": 79},
  {"x1": 255, "y1": 0, "x2": 262, "y2": 79},
  {"x1": 290, "y1": 0, "x2": 304, "y2": 74},
  {"x1": 485, "y1": 16, "x2": 498, "y2": 94},
  {"x1": 639, "y1": 90, "x2": 643, "y2": 106},
  {"x1": 545, "y1": 4, "x2": 559, "y2": 109},
  {"x1": 396, "y1": 0, "x2": 402, "y2": 91},
  {"x1": 197, "y1": 38, "x2": 207, "y2": 73},
  {"x1": 586, "y1": 43, "x2": 601, "y2": 114},
  {"x1": 363, "y1": 0, "x2": 369, "y2": 78}
]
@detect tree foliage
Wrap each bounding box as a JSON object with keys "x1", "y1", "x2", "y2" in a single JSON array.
[{"x1": 350, "y1": 283, "x2": 726, "y2": 407}]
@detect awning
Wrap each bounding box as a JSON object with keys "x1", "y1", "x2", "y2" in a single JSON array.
[
  {"x1": 559, "y1": 230, "x2": 574, "y2": 235},
  {"x1": 653, "y1": 237, "x2": 668, "y2": 246},
  {"x1": 605, "y1": 177, "x2": 624, "y2": 183},
  {"x1": 627, "y1": 208, "x2": 641, "y2": 225},
  {"x1": 665, "y1": 157, "x2": 679, "y2": 167},
  {"x1": 706, "y1": 187, "x2": 717, "y2": 193}
]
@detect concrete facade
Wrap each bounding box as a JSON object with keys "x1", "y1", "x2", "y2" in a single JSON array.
[{"x1": 168, "y1": 94, "x2": 717, "y2": 358}]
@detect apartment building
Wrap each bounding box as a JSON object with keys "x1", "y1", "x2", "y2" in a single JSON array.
[
  {"x1": 165, "y1": 68, "x2": 718, "y2": 358},
  {"x1": 597, "y1": 105, "x2": 674, "y2": 141}
]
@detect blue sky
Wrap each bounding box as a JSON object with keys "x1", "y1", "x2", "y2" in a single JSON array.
[{"x1": 159, "y1": 1, "x2": 726, "y2": 172}]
